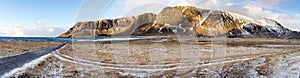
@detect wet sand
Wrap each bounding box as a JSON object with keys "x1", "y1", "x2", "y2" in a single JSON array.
[{"x1": 1, "y1": 38, "x2": 300, "y2": 77}]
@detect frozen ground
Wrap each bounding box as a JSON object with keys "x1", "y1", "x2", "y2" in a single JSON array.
[{"x1": 2, "y1": 38, "x2": 300, "y2": 77}]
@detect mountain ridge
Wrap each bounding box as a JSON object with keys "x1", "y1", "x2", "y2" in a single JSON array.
[{"x1": 58, "y1": 6, "x2": 300, "y2": 39}]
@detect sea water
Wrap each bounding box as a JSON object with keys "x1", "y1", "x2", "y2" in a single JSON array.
[{"x1": 0, "y1": 37, "x2": 143, "y2": 42}]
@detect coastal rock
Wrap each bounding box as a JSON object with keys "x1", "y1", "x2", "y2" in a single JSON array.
[{"x1": 58, "y1": 6, "x2": 300, "y2": 39}]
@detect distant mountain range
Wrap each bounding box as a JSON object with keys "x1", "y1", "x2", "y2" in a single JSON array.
[{"x1": 58, "y1": 6, "x2": 300, "y2": 39}]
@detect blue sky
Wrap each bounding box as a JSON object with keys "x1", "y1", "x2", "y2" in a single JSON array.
[
  {"x1": 0, "y1": 0, "x2": 83, "y2": 37},
  {"x1": 0, "y1": 0, "x2": 299, "y2": 37},
  {"x1": 279, "y1": 0, "x2": 300, "y2": 13},
  {"x1": 0, "y1": 0, "x2": 82, "y2": 28}
]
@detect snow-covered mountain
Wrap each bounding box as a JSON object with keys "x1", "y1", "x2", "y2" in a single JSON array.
[{"x1": 58, "y1": 6, "x2": 300, "y2": 39}]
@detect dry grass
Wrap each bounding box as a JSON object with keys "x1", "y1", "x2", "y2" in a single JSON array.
[
  {"x1": 0, "y1": 41, "x2": 61, "y2": 58},
  {"x1": 3, "y1": 38, "x2": 300, "y2": 77}
]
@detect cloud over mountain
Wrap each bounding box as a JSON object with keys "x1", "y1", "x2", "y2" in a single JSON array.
[{"x1": 111, "y1": 0, "x2": 299, "y2": 31}]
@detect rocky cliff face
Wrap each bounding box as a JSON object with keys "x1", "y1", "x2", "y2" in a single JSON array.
[
  {"x1": 58, "y1": 13, "x2": 157, "y2": 38},
  {"x1": 227, "y1": 18, "x2": 300, "y2": 39},
  {"x1": 58, "y1": 6, "x2": 300, "y2": 39}
]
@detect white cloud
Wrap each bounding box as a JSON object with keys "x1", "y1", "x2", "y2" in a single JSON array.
[
  {"x1": 275, "y1": 14, "x2": 300, "y2": 31},
  {"x1": 9, "y1": 25, "x2": 66, "y2": 37},
  {"x1": 47, "y1": 27, "x2": 55, "y2": 32},
  {"x1": 0, "y1": 28, "x2": 13, "y2": 36},
  {"x1": 35, "y1": 20, "x2": 45, "y2": 25},
  {"x1": 118, "y1": 0, "x2": 169, "y2": 15},
  {"x1": 197, "y1": 0, "x2": 220, "y2": 10},
  {"x1": 167, "y1": 0, "x2": 195, "y2": 6},
  {"x1": 0, "y1": 20, "x2": 67, "y2": 37},
  {"x1": 241, "y1": 4, "x2": 278, "y2": 19},
  {"x1": 112, "y1": 0, "x2": 200, "y2": 17},
  {"x1": 238, "y1": 4, "x2": 300, "y2": 31},
  {"x1": 226, "y1": 3, "x2": 234, "y2": 6},
  {"x1": 296, "y1": 14, "x2": 300, "y2": 18},
  {"x1": 255, "y1": 0, "x2": 281, "y2": 8},
  {"x1": 0, "y1": 21, "x2": 66, "y2": 37},
  {"x1": 0, "y1": 33, "x2": 4, "y2": 37}
]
